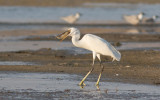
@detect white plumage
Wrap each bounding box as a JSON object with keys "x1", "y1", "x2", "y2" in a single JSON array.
[
  {"x1": 75, "y1": 34, "x2": 121, "y2": 62},
  {"x1": 123, "y1": 12, "x2": 145, "y2": 25},
  {"x1": 61, "y1": 13, "x2": 81, "y2": 24},
  {"x1": 56, "y1": 27, "x2": 121, "y2": 86}
]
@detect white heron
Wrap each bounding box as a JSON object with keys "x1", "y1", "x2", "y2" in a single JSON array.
[
  {"x1": 123, "y1": 12, "x2": 145, "y2": 25},
  {"x1": 56, "y1": 27, "x2": 121, "y2": 86},
  {"x1": 61, "y1": 13, "x2": 81, "y2": 24}
]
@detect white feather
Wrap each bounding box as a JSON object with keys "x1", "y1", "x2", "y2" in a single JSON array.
[
  {"x1": 69, "y1": 28, "x2": 121, "y2": 62},
  {"x1": 80, "y1": 34, "x2": 121, "y2": 61},
  {"x1": 61, "y1": 13, "x2": 81, "y2": 24}
]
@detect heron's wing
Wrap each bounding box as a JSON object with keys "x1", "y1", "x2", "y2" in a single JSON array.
[{"x1": 81, "y1": 34, "x2": 121, "y2": 61}]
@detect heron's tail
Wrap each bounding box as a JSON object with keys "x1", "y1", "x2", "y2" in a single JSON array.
[{"x1": 110, "y1": 45, "x2": 121, "y2": 62}]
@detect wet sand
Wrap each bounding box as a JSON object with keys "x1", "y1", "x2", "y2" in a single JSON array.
[
  {"x1": 0, "y1": 49, "x2": 160, "y2": 85},
  {"x1": 1, "y1": 72, "x2": 160, "y2": 99}
]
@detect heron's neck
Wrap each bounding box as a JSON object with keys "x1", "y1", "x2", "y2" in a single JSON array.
[{"x1": 71, "y1": 34, "x2": 82, "y2": 48}]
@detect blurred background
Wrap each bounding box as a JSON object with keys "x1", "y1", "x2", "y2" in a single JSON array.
[
  {"x1": 0, "y1": 0, "x2": 160, "y2": 31},
  {"x1": 0, "y1": 0, "x2": 159, "y2": 52}
]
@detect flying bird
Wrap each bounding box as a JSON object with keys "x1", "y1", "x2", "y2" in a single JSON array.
[
  {"x1": 123, "y1": 12, "x2": 145, "y2": 25},
  {"x1": 61, "y1": 13, "x2": 81, "y2": 24},
  {"x1": 56, "y1": 27, "x2": 121, "y2": 86}
]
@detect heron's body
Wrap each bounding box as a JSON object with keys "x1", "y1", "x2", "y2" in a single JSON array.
[
  {"x1": 72, "y1": 34, "x2": 121, "y2": 61},
  {"x1": 61, "y1": 13, "x2": 80, "y2": 24},
  {"x1": 56, "y1": 27, "x2": 121, "y2": 87}
]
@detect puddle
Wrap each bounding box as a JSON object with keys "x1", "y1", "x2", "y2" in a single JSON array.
[
  {"x1": 0, "y1": 61, "x2": 37, "y2": 65},
  {"x1": 0, "y1": 41, "x2": 73, "y2": 52},
  {"x1": 0, "y1": 72, "x2": 160, "y2": 99}
]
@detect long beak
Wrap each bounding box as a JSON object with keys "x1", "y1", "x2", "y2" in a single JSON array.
[{"x1": 56, "y1": 30, "x2": 70, "y2": 41}]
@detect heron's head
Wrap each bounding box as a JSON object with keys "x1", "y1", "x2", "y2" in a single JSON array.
[{"x1": 56, "y1": 27, "x2": 80, "y2": 41}]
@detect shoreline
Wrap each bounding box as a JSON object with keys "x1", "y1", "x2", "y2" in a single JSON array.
[{"x1": 0, "y1": 0, "x2": 160, "y2": 7}]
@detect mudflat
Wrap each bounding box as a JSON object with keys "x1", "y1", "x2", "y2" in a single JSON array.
[
  {"x1": 0, "y1": 28, "x2": 160, "y2": 85},
  {"x1": 0, "y1": 49, "x2": 160, "y2": 85}
]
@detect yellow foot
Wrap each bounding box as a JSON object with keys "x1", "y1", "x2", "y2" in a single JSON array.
[
  {"x1": 96, "y1": 85, "x2": 100, "y2": 90},
  {"x1": 79, "y1": 82, "x2": 86, "y2": 86}
]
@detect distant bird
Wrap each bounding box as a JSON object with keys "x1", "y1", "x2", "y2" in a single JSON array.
[
  {"x1": 56, "y1": 27, "x2": 121, "y2": 86},
  {"x1": 142, "y1": 15, "x2": 159, "y2": 23},
  {"x1": 123, "y1": 12, "x2": 145, "y2": 25},
  {"x1": 61, "y1": 13, "x2": 81, "y2": 24}
]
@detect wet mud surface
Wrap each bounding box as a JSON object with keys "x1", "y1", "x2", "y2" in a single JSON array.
[
  {"x1": 0, "y1": 72, "x2": 160, "y2": 100},
  {"x1": 0, "y1": 48, "x2": 160, "y2": 85}
]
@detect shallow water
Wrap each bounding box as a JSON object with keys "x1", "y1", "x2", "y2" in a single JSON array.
[
  {"x1": 0, "y1": 4, "x2": 159, "y2": 23},
  {"x1": 0, "y1": 4, "x2": 160, "y2": 30},
  {"x1": 0, "y1": 72, "x2": 160, "y2": 99},
  {"x1": 0, "y1": 41, "x2": 72, "y2": 52},
  {"x1": 0, "y1": 40, "x2": 159, "y2": 52},
  {"x1": 117, "y1": 42, "x2": 160, "y2": 50},
  {"x1": 0, "y1": 61, "x2": 37, "y2": 65}
]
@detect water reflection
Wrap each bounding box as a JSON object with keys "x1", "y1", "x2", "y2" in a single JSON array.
[{"x1": 125, "y1": 28, "x2": 160, "y2": 34}]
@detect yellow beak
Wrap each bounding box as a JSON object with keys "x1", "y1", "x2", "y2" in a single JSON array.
[{"x1": 56, "y1": 30, "x2": 70, "y2": 41}]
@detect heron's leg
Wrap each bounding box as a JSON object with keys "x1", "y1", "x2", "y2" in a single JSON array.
[
  {"x1": 96, "y1": 62, "x2": 104, "y2": 86},
  {"x1": 79, "y1": 67, "x2": 94, "y2": 86},
  {"x1": 79, "y1": 52, "x2": 96, "y2": 86}
]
